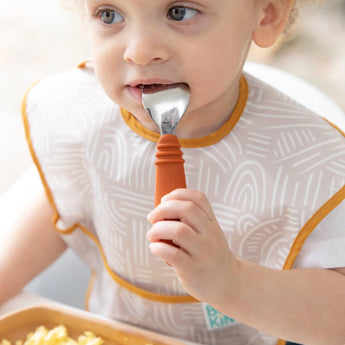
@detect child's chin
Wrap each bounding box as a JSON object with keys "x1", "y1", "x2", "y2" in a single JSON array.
[{"x1": 131, "y1": 108, "x2": 159, "y2": 130}]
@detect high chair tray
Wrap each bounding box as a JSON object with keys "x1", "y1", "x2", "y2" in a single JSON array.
[{"x1": 0, "y1": 305, "x2": 186, "y2": 345}]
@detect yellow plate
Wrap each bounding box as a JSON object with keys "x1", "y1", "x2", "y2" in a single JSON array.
[{"x1": 0, "y1": 305, "x2": 185, "y2": 345}]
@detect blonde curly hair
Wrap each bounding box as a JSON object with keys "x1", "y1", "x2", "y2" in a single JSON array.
[{"x1": 288, "y1": 0, "x2": 318, "y2": 30}]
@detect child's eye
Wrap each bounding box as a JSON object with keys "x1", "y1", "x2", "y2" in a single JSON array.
[
  {"x1": 98, "y1": 9, "x2": 124, "y2": 25},
  {"x1": 168, "y1": 6, "x2": 198, "y2": 21}
]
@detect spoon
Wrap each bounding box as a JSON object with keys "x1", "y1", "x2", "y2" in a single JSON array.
[{"x1": 142, "y1": 84, "x2": 190, "y2": 206}]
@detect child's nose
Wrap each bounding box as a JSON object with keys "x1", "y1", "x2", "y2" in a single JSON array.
[{"x1": 123, "y1": 26, "x2": 170, "y2": 65}]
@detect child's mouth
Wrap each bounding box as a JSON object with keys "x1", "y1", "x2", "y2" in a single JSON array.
[
  {"x1": 137, "y1": 83, "x2": 185, "y2": 94},
  {"x1": 127, "y1": 82, "x2": 188, "y2": 103}
]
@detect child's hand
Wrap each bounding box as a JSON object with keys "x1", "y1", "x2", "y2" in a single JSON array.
[{"x1": 147, "y1": 189, "x2": 238, "y2": 304}]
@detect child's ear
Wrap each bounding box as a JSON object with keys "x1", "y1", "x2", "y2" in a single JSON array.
[{"x1": 253, "y1": 0, "x2": 294, "y2": 48}]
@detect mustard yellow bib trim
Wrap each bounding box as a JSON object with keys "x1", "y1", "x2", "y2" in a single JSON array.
[
  {"x1": 120, "y1": 75, "x2": 248, "y2": 148},
  {"x1": 85, "y1": 272, "x2": 96, "y2": 311}
]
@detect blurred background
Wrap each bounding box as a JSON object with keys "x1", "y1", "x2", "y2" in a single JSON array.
[
  {"x1": 0, "y1": 0, "x2": 345, "y2": 194},
  {"x1": 0, "y1": 0, "x2": 344, "y2": 308}
]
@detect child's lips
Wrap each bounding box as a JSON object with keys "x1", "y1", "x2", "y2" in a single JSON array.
[
  {"x1": 137, "y1": 83, "x2": 184, "y2": 93},
  {"x1": 127, "y1": 82, "x2": 187, "y2": 102}
]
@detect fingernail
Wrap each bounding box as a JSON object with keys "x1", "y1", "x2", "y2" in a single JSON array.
[
  {"x1": 161, "y1": 194, "x2": 169, "y2": 202},
  {"x1": 147, "y1": 211, "x2": 154, "y2": 222}
]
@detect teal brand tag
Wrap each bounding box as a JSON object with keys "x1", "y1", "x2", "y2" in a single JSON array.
[{"x1": 202, "y1": 303, "x2": 236, "y2": 330}]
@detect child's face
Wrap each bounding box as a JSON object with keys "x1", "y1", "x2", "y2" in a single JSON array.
[{"x1": 84, "y1": 0, "x2": 263, "y2": 137}]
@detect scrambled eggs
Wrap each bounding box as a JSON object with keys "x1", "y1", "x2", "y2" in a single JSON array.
[{"x1": 1, "y1": 325, "x2": 104, "y2": 345}]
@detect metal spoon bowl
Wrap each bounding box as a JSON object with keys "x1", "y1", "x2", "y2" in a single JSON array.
[{"x1": 142, "y1": 84, "x2": 190, "y2": 135}]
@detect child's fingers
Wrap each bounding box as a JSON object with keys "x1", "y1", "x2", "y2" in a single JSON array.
[
  {"x1": 161, "y1": 189, "x2": 215, "y2": 221},
  {"x1": 148, "y1": 189, "x2": 215, "y2": 228},
  {"x1": 147, "y1": 198, "x2": 210, "y2": 235},
  {"x1": 149, "y1": 240, "x2": 190, "y2": 269},
  {"x1": 147, "y1": 219, "x2": 199, "y2": 256}
]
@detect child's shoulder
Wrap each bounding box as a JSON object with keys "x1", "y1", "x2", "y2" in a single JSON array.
[
  {"x1": 22, "y1": 61, "x2": 121, "y2": 143},
  {"x1": 23, "y1": 61, "x2": 118, "y2": 124},
  {"x1": 243, "y1": 63, "x2": 345, "y2": 133},
  {"x1": 244, "y1": 71, "x2": 311, "y2": 112},
  {"x1": 26, "y1": 61, "x2": 102, "y2": 103}
]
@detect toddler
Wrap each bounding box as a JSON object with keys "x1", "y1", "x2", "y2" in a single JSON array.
[{"x1": 1, "y1": 1, "x2": 345, "y2": 345}]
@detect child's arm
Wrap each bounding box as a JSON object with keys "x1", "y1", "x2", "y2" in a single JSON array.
[
  {"x1": 147, "y1": 189, "x2": 345, "y2": 345},
  {"x1": 0, "y1": 167, "x2": 67, "y2": 305}
]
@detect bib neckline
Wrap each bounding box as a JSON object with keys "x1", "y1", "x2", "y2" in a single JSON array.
[{"x1": 121, "y1": 75, "x2": 248, "y2": 148}]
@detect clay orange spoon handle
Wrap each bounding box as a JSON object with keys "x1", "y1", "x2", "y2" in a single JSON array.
[{"x1": 155, "y1": 134, "x2": 186, "y2": 206}]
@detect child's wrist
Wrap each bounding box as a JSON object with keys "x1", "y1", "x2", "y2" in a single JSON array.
[{"x1": 208, "y1": 255, "x2": 242, "y2": 311}]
